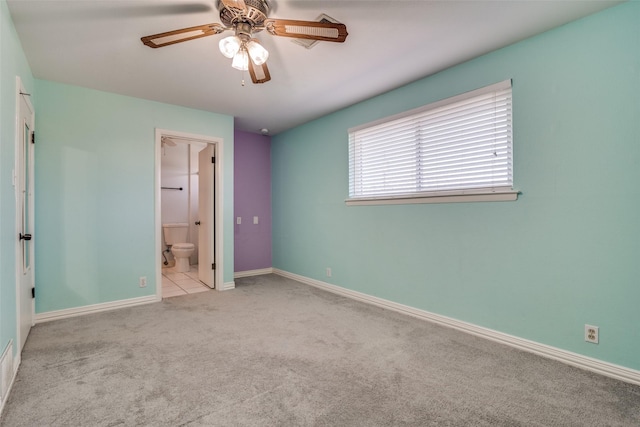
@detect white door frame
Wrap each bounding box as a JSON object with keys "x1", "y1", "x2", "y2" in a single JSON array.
[
  {"x1": 15, "y1": 76, "x2": 35, "y2": 353},
  {"x1": 155, "y1": 129, "x2": 225, "y2": 299}
]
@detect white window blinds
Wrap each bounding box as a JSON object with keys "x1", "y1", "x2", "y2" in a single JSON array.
[{"x1": 349, "y1": 80, "x2": 513, "y2": 200}]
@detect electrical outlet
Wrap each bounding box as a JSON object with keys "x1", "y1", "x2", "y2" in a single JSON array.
[
  {"x1": 585, "y1": 324, "x2": 599, "y2": 344},
  {"x1": 139, "y1": 276, "x2": 147, "y2": 288},
  {"x1": 326, "y1": 267, "x2": 332, "y2": 277}
]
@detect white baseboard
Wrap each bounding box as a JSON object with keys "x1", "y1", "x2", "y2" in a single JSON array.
[
  {"x1": 234, "y1": 268, "x2": 274, "y2": 278},
  {"x1": 273, "y1": 269, "x2": 640, "y2": 386},
  {"x1": 0, "y1": 346, "x2": 19, "y2": 418},
  {"x1": 35, "y1": 295, "x2": 159, "y2": 324},
  {"x1": 219, "y1": 281, "x2": 236, "y2": 291}
]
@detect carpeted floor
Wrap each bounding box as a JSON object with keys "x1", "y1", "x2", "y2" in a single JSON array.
[{"x1": 2, "y1": 274, "x2": 640, "y2": 426}]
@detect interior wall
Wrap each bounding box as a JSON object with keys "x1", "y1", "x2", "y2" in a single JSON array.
[
  {"x1": 0, "y1": 0, "x2": 35, "y2": 360},
  {"x1": 33, "y1": 79, "x2": 234, "y2": 314},
  {"x1": 271, "y1": 2, "x2": 640, "y2": 371},
  {"x1": 160, "y1": 142, "x2": 190, "y2": 265},
  {"x1": 234, "y1": 130, "x2": 272, "y2": 272},
  {"x1": 161, "y1": 143, "x2": 189, "y2": 224}
]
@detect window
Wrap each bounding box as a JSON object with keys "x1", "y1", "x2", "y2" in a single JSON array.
[{"x1": 348, "y1": 80, "x2": 517, "y2": 205}]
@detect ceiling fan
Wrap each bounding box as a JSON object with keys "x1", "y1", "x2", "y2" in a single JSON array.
[{"x1": 141, "y1": 0, "x2": 348, "y2": 84}]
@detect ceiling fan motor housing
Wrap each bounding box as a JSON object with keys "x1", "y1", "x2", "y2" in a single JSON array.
[{"x1": 217, "y1": 0, "x2": 270, "y2": 28}]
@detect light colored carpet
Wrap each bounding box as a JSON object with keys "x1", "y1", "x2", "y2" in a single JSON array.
[{"x1": 2, "y1": 274, "x2": 639, "y2": 426}]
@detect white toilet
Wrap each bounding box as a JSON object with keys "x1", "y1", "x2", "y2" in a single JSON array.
[{"x1": 162, "y1": 223, "x2": 195, "y2": 273}]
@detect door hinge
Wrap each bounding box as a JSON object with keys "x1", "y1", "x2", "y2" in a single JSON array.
[
  {"x1": 212, "y1": 263, "x2": 216, "y2": 270},
  {"x1": 31, "y1": 287, "x2": 35, "y2": 299},
  {"x1": 31, "y1": 132, "x2": 35, "y2": 144},
  {"x1": 211, "y1": 157, "x2": 215, "y2": 164}
]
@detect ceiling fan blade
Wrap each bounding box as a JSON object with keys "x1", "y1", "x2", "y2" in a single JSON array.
[
  {"x1": 141, "y1": 23, "x2": 225, "y2": 48},
  {"x1": 264, "y1": 19, "x2": 348, "y2": 42},
  {"x1": 249, "y1": 60, "x2": 271, "y2": 84}
]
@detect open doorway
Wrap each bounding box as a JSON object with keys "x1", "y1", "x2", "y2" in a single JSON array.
[{"x1": 155, "y1": 130, "x2": 223, "y2": 299}]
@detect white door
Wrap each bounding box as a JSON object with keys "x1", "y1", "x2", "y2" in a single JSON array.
[
  {"x1": 197, "y1": 144, "x2": 215, "y2": 288},
  {"x1": 17, "y1": 82, "x2": 35, "y2": 352}
]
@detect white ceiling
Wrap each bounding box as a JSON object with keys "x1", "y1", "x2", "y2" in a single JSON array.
[{"x1": 7, "y1": 0, "x2": 621, "y2": 135}]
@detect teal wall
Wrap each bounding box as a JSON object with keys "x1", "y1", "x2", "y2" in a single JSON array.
[
  {"x1": 0, "y1": 0, "x2": 34, "y2": 358},
  {"x1": 34, "y1": 80, "x2": 234, "y2": 313},
  {"x1": 272, "y1": 2, "x2": 640, "y2": 371}
]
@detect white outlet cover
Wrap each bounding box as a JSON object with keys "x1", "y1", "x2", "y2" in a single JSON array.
[{"x1": 585, "y1": 324, "x2": 599, "y2": 344}]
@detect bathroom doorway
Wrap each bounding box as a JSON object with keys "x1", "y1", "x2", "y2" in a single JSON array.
[{"x1": 155, "y1": 130, "x2": 223, "y2": 299}]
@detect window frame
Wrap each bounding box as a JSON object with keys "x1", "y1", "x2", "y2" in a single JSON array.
[{"x1": 346, "y1": 80, "x2": 519, "y2": 206}]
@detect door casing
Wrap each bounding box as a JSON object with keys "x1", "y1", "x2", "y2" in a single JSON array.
[{"x1": 155, "y1": 129, "x2": 225, "y2": 299}]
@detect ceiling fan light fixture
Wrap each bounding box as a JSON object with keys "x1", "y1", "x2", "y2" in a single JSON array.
[
  {"x1": 219, "y1": 36, "x2": 241, "y2": 58},
  {"x1": 231, "y1": 48, "x2": 249, "y2": 71},
  {"x1": 246, "y1": 40, "x2": 269, "y2": 65},
  {"x1": 142, "y1": 0, "x2": 349, "y2": 85}
]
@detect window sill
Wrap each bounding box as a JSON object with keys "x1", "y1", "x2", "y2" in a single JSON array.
[{"x1": 345, "y1": 190, "x2": 520, "y2": 206}]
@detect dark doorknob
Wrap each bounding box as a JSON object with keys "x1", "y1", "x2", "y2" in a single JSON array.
[
  {"x1": 195, "y1": 221, "x2": 201, "y2": 225},
  {"x1": 19, "y1": 233, "x2": 32, "y2": 241}
]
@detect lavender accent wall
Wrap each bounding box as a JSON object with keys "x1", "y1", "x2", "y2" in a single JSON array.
[{"x1": 234, "y1": 130, "x2": 272, "y2": 272}]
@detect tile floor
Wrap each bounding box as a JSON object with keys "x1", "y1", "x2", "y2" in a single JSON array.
[{"x1": 162, "y1": 264, "x2": 211, "y2": 298}]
